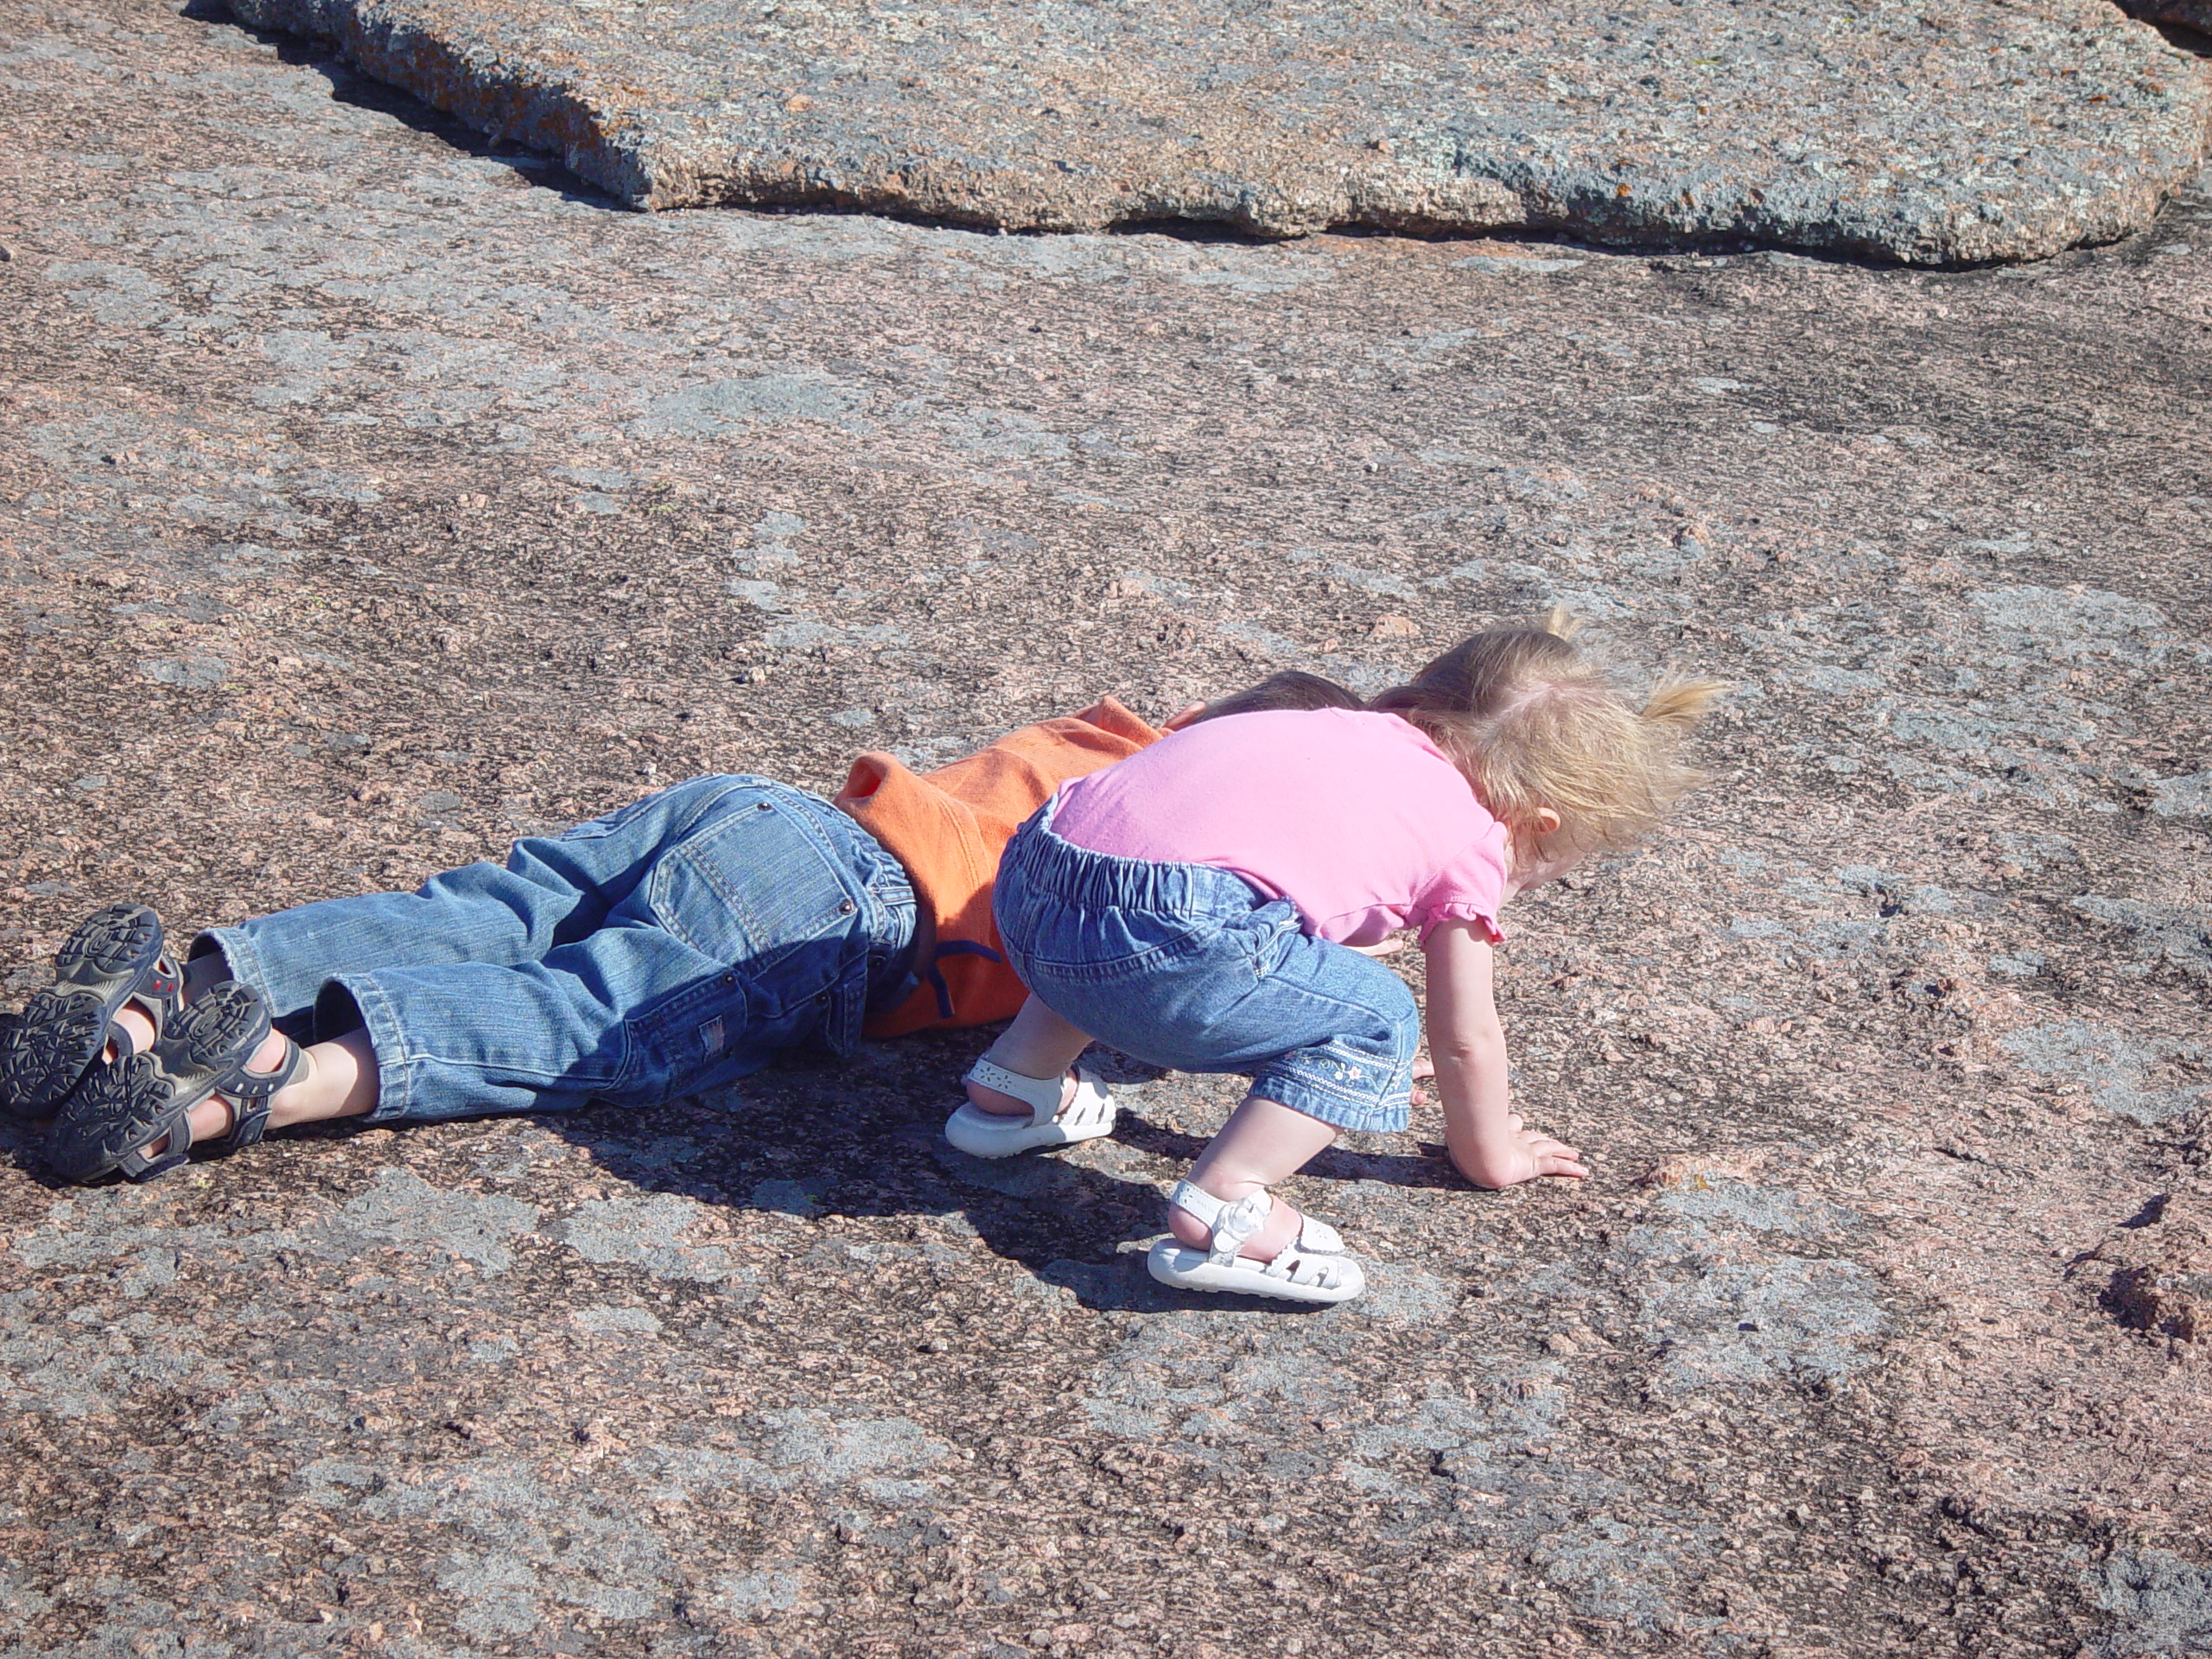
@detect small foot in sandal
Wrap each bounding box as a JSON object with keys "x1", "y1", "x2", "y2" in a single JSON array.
[
  {"x1": 1, "y1": 904, "x2": 182, "y2": 1120},
  {"x1": 944, "y1": 1057, "x2": 1116, "y2": 1158},
  {"x1": 48, "y1": 981, "x2": 305, "y2": 1184},
  {"x1": 1146, "y1": 1179, "x2": 1364, "y2": 1305}
]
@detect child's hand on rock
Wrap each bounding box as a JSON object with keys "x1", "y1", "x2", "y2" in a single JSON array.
[{"x1": 1456, "y1": 1113, "x2": 1589, "y2": 1189}]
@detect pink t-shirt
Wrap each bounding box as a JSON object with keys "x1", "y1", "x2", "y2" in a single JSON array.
[{"x1": 1049, "y1": 708, "x2": 1509, "y2": 946}]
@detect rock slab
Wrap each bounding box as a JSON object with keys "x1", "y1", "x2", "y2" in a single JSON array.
[
  {"x1": 7, "y1": 0, "x2": 2212, "y2": 1649},
  {"x1": 227, "y1": 0, "x2": 2211, "y2": 264}
]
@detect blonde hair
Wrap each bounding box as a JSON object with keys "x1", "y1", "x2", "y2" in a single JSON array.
[{"x1": 1368, "y1": 607, "x2": 1724, "y2": 853}]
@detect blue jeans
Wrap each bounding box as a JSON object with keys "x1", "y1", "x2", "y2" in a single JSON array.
[
  {"x1": 993, "y1": 801, "x2": 1420, "y2": 1135},
  {"x1": 196, "y1": 777, "x2": 917, "y2": 1122}
]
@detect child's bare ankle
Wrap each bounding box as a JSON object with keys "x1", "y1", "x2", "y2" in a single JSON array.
[
  {"x1": 107, "y1": 1005, "x2": 157, "y2": 1063},
  {"x1": 963, "y1": 1077, "x2": 1030, "y2": 1117},
  {"x1": 1167, "y1": 1206, "x2": 1215, "y2": 1251}
]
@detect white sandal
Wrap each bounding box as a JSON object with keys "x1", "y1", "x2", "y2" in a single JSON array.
[
  {"x1": 944, "y1": 1056, "x2": 1117, "y2": 1158},
  {"x1": 1145, "y1": 1179, "x2": 1365, "y2": 1305}
]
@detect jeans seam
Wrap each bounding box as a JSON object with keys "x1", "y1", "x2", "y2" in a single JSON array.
[
  {"x1": 345, "y1": 969, "x2": 644, "y2": 1115},
  {"x1": 1215, "y1": 964, "x2": 1416, "y2": 1046}
]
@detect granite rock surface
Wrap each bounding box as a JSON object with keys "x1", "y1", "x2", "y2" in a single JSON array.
[
  {"x1": 3, "y1": 2, "x2": 2212, "y2": 1656},
  {"x1": 221, "y1": 0, "x2": 2212, "y2": 264}
]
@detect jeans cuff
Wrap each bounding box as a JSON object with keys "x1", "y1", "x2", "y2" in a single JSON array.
[
  {"x1": 189, "y1": 926, "x2": 268, "y2": 1003},
  {"x1": 323, "y1": 971, "x2": 412, "y2": 1124},
  {"x1": 1249, "y1": 1066, "x2": 1412, "y2": 1135}
]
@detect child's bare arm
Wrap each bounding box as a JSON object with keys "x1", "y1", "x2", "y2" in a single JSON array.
[{"x1": 1421, "y1": 918, "x2": 1588, "y2": 1188}]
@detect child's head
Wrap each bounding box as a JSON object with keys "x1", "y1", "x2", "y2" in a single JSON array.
[
  {"x1": 1369, "y1": 607, "x2": 1722, "y2": 857},
  {"x1": 1183, "y1": 670, "x2": 1364, "y2": 727}
]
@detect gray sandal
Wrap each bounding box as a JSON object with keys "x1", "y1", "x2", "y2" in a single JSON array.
[
  {"x1": 48, "y1": 982, "x2": 304, "y2": 1183},
  {"x1": 1, "y1": 904, "x2": 182, "y2": 1119}
]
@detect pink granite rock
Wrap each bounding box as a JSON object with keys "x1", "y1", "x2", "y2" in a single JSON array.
[{"x1": 228, "y1": 0, "x2": 2212, "y2": 263}]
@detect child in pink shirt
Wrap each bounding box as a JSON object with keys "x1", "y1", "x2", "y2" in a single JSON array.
[{"x1": 950, "y1": 613, "x2": 1719, "y2": 1305}]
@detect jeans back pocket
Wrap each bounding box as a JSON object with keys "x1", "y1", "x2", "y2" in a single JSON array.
[{"x1": 648, "y1": 789, "x2": 870, "y2": 1017}]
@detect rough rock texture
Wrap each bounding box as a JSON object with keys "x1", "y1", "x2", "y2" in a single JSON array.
[
  {"x1": 219, "y1": 0, "x2": 2212, "y2": 264},
  {"x1": 3, "y1": 3, "x2": 2212, "y2": 1656}
]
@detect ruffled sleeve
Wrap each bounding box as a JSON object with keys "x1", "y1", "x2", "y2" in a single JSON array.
[
  {"x1": 1414, "y1": 903, "x2": 1505, "y2": 947},
  {"x1": 1410, "y1": 818, "x2": 1511, "y2": 946}
]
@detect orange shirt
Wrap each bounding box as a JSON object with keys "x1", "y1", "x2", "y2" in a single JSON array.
[{"x1": 836, "y1": 698, "x2": 1162, "y2": 1036}]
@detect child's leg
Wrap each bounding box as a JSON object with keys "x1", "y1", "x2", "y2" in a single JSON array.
[
  {"x1": 69, "y1": 779, "x2": 909, "y2": 1163},
  {"x1": 1170, "y1": 1093, "x2": 1340, "y2": 1262},
  {"x1": 1011, "y1": 910, "x2": 1417, "y2": 1268},
  {"x1": 191, "y1": 776, "x2": 756, "y2": 1026},
  {"x1": 134, "y1": 1026, "x2": 381, "y2": 1159},
  {"x1": 965, "y1": 995, "x2": 1093, "y2": 1116},
  {"x1": 987, "y1": 812, "x2": 1393, "y2": 1289},
  {"x1": 297, "y1": 781, "x2": 908, "y2": 1125},
  {"x1": 944, "y1": 994, "x2": 1119, "y2": 1159},
  {"x1": 106, "y1": 963, "x2": 378, "y2": 1141}
]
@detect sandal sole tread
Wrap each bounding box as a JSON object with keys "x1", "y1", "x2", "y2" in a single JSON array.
[
  {"x1": 0, "y1": 906, "x2": 168, "y2": 1118},
  {"x1": 45, "y1": 984, "x2": 270, "y2": 1184}
]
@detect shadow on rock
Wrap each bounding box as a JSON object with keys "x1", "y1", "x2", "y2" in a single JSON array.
[
  {"x1": 188, "y1": 0, "x2": 626, "y2": 212},
  {"x1": 525, "y1": 1034, "x2": 1446, "y2": 1313}
]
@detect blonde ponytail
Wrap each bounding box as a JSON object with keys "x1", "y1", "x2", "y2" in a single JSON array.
[{"x1": 1639, "y1": 674, "x2": 1726, "y2": 734}]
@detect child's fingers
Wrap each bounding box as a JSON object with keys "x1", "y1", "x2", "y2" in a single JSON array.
[{"x1": 1528, "y1": 1138, "x2": 1587, "y2": 1177}]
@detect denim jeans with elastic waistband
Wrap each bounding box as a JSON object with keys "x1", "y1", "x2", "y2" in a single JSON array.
[
  {"x1": 196, "y1": 775, "x2": 917, "y2": 1122},
  {"x1": 992, "y1": 798, "x2": 1420, "y2": 1135}
]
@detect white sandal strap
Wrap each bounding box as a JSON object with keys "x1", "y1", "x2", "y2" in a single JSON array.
[
  {"x1": 1268, "y1": 1249, "x2": 1356, "y2": 1291},
  {"x1": 963, "y1": 1057, "x2": 1065, "y2": 1127},
  {"x1": 1167, "y1": 1179, "x2": 1275, "y2": 1267}
]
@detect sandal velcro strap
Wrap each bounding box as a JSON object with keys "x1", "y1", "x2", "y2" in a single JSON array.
[
  {"x1": 1168, "y1": 1179, "x2": 1274, "y2": 1268},
  {"x1": 962, "y1": 1057, "x2": 1065, "y2": 1126},
  {"x1": 221, "y1": 1038, "x2": 308, "y2": 1149},
  {"x1": 47, "y1": 982, "x2": 296, "y2": 1184},
  {"x1": 1149, "y1": 1179, "x2": 1365, "y2": 1305}
]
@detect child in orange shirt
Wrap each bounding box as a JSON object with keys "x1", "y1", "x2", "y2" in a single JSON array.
[{"x1": 3, "y1": 673, "x2": 1358, "y2": 1183}]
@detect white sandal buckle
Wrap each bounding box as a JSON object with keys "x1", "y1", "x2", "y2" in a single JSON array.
[{"x1": 1148, "y1": 1178, "x2": 1365, "y2": 1306}]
